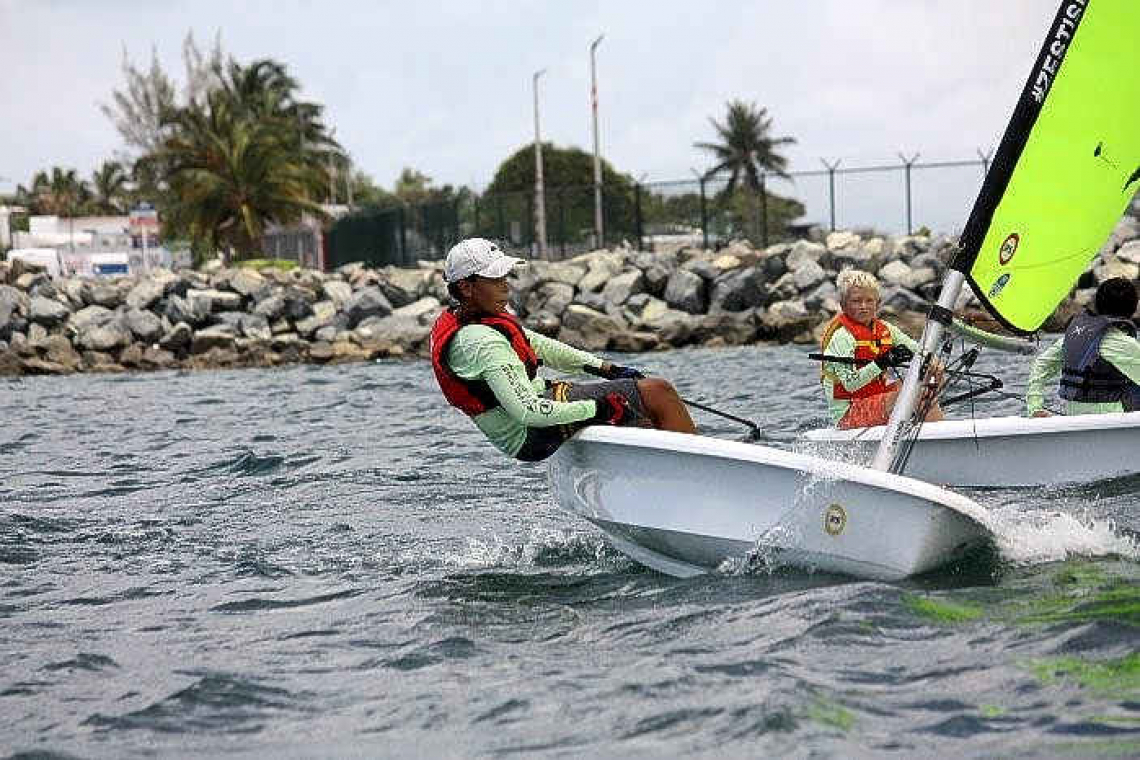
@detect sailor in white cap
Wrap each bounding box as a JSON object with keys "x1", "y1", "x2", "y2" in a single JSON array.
[{"x1": 430, "y1": 238, "x2": 695, "y2": 461}]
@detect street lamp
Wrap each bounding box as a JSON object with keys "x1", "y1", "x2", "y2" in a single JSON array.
[
  {"x1": 532, "y1": 69, "x2": 548, "y2": 259},
  {"x1": 589, "y1": 34, "x2": 604, "y2": 250}
]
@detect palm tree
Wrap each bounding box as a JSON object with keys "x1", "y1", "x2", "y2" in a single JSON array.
[
  {"x1": 22, "y1": 167, "x2": 90, "y2": 217},
  {"x1": 694, "y1": 100, "x2": 795, "y2": 191},
  {"x1": 695, "y1": 100, "x2": 796, "y2": 243},
  {"x1": 144, "y1": 57, "x2": 342, "y2": 262},
  {"x1": 150, "y1": 89, "x2": 327, "y2": 261},
  {"x1": 89, "y1": 161, "x2": 130, "y2": 214}
]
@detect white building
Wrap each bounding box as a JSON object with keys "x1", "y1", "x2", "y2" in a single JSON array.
[{"x1": 8, "y1": 214, "x2": 179, "y2": 276}]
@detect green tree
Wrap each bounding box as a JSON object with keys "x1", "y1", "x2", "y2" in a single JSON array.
[
  {"x1": 100, "y1": 32, "x2": 224, "y2": 158},
  {"x1": 18, "y1": 167, "x2": 90, "y2": 217},
  {"x1": 484, "y1": 143, "x2": 635, "y2": 247},
  {"x1": 145, "y1": 58, "x2": 337, "y2": 262},
  {"x1": 88, "y1": 161, "x2": 130, "y2": 214},
  {"x1": 696, "y1": 100, "x2": 801, "y2": 244},
  {"x1": 347, "y1": 170, "x2": 398, "y2": 208},
  {"x1": 695, "y1": 99, "x2": 795, "y2": 190}
]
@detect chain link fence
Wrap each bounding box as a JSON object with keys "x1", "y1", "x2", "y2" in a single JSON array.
[{"x1": 325, "y1": 155, "x2": 993, "y2": 269}]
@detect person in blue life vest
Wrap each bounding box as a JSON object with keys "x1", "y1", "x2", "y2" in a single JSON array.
[
  {"x1": 430, "y1": 238, "x2": 697, "y2": 461},
  {"x1": 1025, "y1": 276, "x2": 1140, "y2": 417},
  {"x1": 819, "y1": 269, "x2": 944, "y2": 429}
]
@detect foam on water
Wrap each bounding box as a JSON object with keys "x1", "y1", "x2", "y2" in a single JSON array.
[
  {"x1": 987, "y1": 506, "x2": 1140, "y2": 566},
  {"x1": 434, "y1": 528, "x2": 624, "y2": 572}
]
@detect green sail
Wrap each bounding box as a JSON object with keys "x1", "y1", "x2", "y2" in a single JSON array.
[{"x1": 956, "y1": 0, "x2": 1140, "y2": 335}]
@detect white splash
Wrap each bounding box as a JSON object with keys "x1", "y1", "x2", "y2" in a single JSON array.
[
  {"x1": 438, "y1": 527, "x2": 617, "y2": 571},
  {"x1": 986, "y1": 506, "x2": 1140, "y2": 566}
]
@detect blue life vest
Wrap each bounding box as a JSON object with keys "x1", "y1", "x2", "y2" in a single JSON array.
[{"x1": 1058, "y1": 312, "x2": 1140, "y2": 411}]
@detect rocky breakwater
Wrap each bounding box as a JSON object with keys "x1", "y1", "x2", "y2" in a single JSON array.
[
  {"x1": 0, "y1": 260, "x2": 449, "y2": 377},
  {"x1": 509, "y1": 215, "x2": 1139, "y2": 353},
  {"x1": 1, "y1": 217, "x2": 1137, "y2": 378}
]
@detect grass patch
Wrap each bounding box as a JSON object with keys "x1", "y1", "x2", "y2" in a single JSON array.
[
  {"x1": 979, "y1": 704, "x2": 1006, "y2": 718},
  {"x1": 1045, "y1": 740, "x2": 1140, "y2": 757},
  {"x1": 902, "y1": 593, "x2": 984, "y2": 624},
  {"x1": 806, "y1": 698, "x2": 854, "y2": 732},
  {"x1": 1028, "y1": 654, "x2": 1140, "y2": 697},
  {"x1": 236, "y1": 258, "x2": 299, "y2": 271}
]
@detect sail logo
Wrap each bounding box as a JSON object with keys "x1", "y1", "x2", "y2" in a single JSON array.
[
  {"x1": 1030, "y1": 0, "x2": 1087, "y2": 104},
  {"x1": 998, "y1": 233, "x2": 1020, "y2": 265},
  {"x1": 988, "y1": 273, "x2": 1012, "y2": 299}
]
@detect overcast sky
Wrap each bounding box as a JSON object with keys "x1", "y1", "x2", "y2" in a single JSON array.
[{"x1": 1, "y1": 0, "x2": 1060, "y2": 234}]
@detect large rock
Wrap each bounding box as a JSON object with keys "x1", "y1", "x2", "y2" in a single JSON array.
[
  {"x1": 381, "y1": 267, "x2": 432, "y2": 306},
  {"x1": 663, "y1": 270, "x2": 707, "y2": 314},
  {"x1": 878, "y1": 260, "x2": 913, "y2": 288},
  {"x1": 791, "y1": 260, "x2": 827, "y2": 290},
  {"x1": 40, "y1": 334, "x2": 81, "y2": 372},
  {"x1": 228, "y1": 268, "x2": 269, "y2": 299},
  {"x1": 826, "y1": 231, "x2": 862, "y2": 251},
  {"x1": 354, "y1": 314, "x2": 431, "y2": 348},
  {"x1": 76, "y1": 322, "x2": 132, "y2": 352},
  {"x1": 1115, "y1": 239, "x2": 1140, "y2": 265},
  {"x1": 390, "y1": 296, "x2": 442, "y2": 324},
  {"x1": 558, "y1": 304, "x2": 626, "y2": 351},
  {"x1": 88, "y1": 283, "x2": 124, "y2": 309},
  {"x1": 689, "y1": 313, "x2": 757, "y2": 346},
  {"x1": 159, "y1": 322, "x2": 193, "y2": 353},
  {"x1": 125, "y1": 278, "x2": 167, "y2": 310},
  {"x1": 344, "y1": 287, "x2": 393, "y2": 327},
  {"x1": 0, "y1": 284, "x2": 29, "y2": 315},
  {"x1": 186, "y1": 288, "x2": 243, "y2": 314},
  {"x1": 253, "y1": 293, "x2": 287, "y2": 321},
  {"x1": 124, "y1": 308, "x2": 164, "y2": 343},
  {"x1": 785, "y1": 240, "x2": 826, "y2": 270},
  {"x1": 577, "y1": 257, "x2": 624, "y2": 293},
  {"x1": 295, "y1": 300, "x2": 341, "y2": 337},
  {"x1": 67, "y1": 305, "x2": 115, "y2": 333},
  {"x1": 163, "y1": 294, "x2": 210, "y2": 326},
  {"x1": 322, "y1": 280, "x2": 353, "y2": 308},
  {"x1": 537, "y1": 262, "x2": 587, "y2": 288},
  {"x1": 1093, "y1": 257, "x2": 1140, "y2": 283},
  {"x1": 709, "y1": 267, "x2": 770, "y2": 313},
  {"x1": 757, "y1": 299, "x2": 813, "y2": 341},
  {"x1": 600, "y1": 270, "x2": 645, "y2": 306},
  {"x1": 526, "y1": 282, "x2": 575, "y2": 318},
  {"x1": 29, "y1": 296, "x2": 70, "y2": 326},
  {"x1": 191, "y1": 324, "x2": 238, "y2": 354}
]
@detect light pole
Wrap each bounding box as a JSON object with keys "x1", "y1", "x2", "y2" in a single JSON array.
[
  {"x1": 532, "y1": 69, "x2": 548, "y2": 259},
  {"x1": 590, "y1": 34, "x2": 604, "y2": 250}
]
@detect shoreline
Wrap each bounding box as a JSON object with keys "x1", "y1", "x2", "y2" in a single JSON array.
[{"x1": 2, "y1": 223, "x2": 1137, "y2": 379}]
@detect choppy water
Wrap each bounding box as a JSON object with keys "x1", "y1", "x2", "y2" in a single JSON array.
[{"x1": 2, "y1": 344, "x2": 1137, "y2": 758}]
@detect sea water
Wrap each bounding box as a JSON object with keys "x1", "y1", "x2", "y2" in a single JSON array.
[{"x1": 2, "y1": 344, "x2": 1137, "y2": 757}]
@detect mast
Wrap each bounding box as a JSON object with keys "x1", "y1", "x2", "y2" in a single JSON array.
[{"x1": 870, "y1": 269, "x2": 964, "y2": 472}]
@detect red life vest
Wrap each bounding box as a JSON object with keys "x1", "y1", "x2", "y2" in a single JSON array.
[
  {"x1": 430, "y1": 309, "x2": 540, "y2": 417},
  {"x1": 820, "y1": 313, "x2": 895, "y2": 400}
]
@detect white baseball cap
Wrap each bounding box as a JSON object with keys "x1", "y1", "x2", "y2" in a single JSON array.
[{"x1": 444, "y1": 238, "x2": 525, "y2": 283}]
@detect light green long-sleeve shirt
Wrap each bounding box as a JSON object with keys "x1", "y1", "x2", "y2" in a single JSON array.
[
  {"x1": 445, "y1": 324, "x2": 606, "y2": 456},
  {"x1": 1024, "y1": 329, "x2": 1140, "y2": 415},
  {"x1": 821, "y1": 320, "x2": 919, "y2": 426}
]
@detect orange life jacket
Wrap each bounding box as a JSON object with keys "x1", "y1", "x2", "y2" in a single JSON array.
[
  {"x1": 819, "y1": 313, "x2": 894, "y2": 400},
  {"x1": 430, "y1": 309, "x2": 540, "y2": 417}
]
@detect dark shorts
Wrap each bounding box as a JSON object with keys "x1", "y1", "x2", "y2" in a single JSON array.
[{"x1": 514, "y1": 378, "x2": 648, "y2": 462}]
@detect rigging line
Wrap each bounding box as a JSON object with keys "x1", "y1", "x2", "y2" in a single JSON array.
[{"x1": 895, "y1": 338, "x2": 960, "y2": 474}]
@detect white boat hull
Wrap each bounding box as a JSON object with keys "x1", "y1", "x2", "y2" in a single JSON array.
[
  {"x1": 802, "y1": 412, "x2": 1140, "y2": 487},
  {"x1": 548, "y1": 427, "x2": 994, "y2": 581}
]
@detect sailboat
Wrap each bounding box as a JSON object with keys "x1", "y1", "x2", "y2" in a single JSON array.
[{"x1": 549, "y1": 0, "x2": 1140, "y2": 578}]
